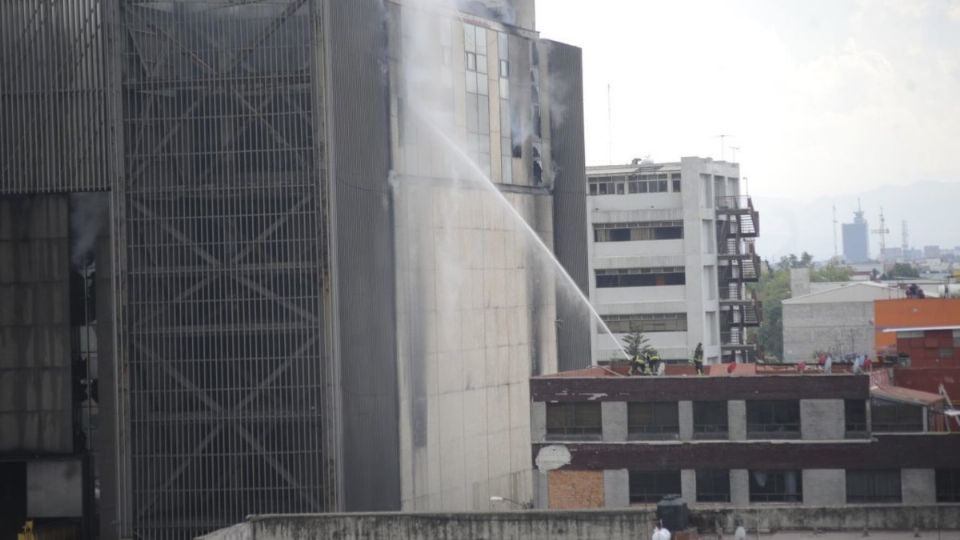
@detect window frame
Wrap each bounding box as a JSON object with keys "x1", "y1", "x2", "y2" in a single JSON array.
[
  {"x1": 846, "y1": 469, "x2": 902, "y2": 504},
  {"x1": 748, "y1": 469, "x2": 803, "y2": 503},
  {"x1": 627, "y1": 402, "x2": 680, "y2": 440},
  {"x1": 693, "y1": 401, "x2": 729, "y2": 440},
  {"x1": 746, "y1": 400, "x2": 801, "y2": 439},
  {"x1": 629, "y1": 470, "x2": 682, "y2": 504},
  {"x1": 845, "y1": 399, "x2": 868, "y2": 437},
  {"x1": 696, "y1": 469, "x2": 731, "y2": 503},
  {"x1": 936, "y1": 469, "x2": 960, "y2": 502},
  {"x1": 871, "y1": 398, "x2": 924, "y2": 433},
  {"x1": 545, "y1": 402, "x2": 602, "y2": 441}
]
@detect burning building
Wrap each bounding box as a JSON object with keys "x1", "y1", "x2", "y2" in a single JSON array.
[{"x1": 0, "y1": 1, "x2": 588, "y2": 538}]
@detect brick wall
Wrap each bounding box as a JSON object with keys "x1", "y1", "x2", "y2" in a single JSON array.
[{"x1": 548, "y1": 470, "x2": 604, "y2": 509}]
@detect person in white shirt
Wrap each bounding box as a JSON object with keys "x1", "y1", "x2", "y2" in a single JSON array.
[{"x1": 735, "y1": 524, "x2": 747, "y2": 540}]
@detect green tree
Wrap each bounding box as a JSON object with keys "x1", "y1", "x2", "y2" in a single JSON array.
[
  {"x1": 751, "y1": 265, "x2": 791, "y2": 360},
  {"x1": 883, "y1": 263, "x2": 920, "y2": 279},
  {"x1": 811, "y1": 262, "x2": 853, "y2": 282},
  {"x1": 775, "y1": 251, "x2": 814, "y2": 271},
  {"x1": 622, "y1": 329, "x2": 655, "y2": 360}
]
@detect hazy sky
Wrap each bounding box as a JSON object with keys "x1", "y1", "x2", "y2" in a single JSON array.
[{"x1": 537, "y1": 0, "x2": 960, "y2": 201}]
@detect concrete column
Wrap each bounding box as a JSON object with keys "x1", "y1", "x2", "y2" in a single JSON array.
[
  {"x1": 802, "y1": 469, "x2": 845, "y2": 506},
  {"x1": 681, "y1": 469, "x2": 697, "y2": 503},
  {"x1": 902, "y1": 469, "x2": 936, "y2": 504},
  {"x1": 534, "y1": 470, "x2": 549, "y2": 509},
  {"x1": 531, "y1": 401, "x2": 546, "y2": 442},
  {"x1": 801, "y1": 399, "x2": 845, "y2": 440},
  {"x1": 679, "y1": 401, "x2": 694, "y2": 441},
  {"x1": 728, "y1": 401, "x2": 746, "y2": 441},
  {"x1": 730, "y1": 469, "x2": 749, "y2": 506},
  {"x1": 604, "y1": 469, "x2": 630, "y2": 508},
  {"x1": 602, "y1": 401, "x2": 628, "y2": 442}
]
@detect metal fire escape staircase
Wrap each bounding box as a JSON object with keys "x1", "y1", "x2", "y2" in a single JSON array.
[{"x1": 716, "y1": 196, "x2": 762, "y2": 362}]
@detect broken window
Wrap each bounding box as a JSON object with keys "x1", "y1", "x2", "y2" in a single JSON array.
[{"x1": 749, "y1": 470, "x2": 802, "y2": 503}]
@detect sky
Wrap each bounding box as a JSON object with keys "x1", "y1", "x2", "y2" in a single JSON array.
[{"x1": 536, "y1": 0, "x2": 960, "y2": 202}]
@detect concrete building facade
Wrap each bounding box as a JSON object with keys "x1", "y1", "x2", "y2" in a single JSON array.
[
  {"x1": 586, "y1": 158, "x2": 760, "y2": 364},
  {"x1": 782, "y1": 278, "x2": 906, "y2": 362},
  {"x1": 0, "y1": 1, "x2": 589, "y2": 538},
  {"x1": 530, "y1": 367, "x2": 960, "y2": 510}
]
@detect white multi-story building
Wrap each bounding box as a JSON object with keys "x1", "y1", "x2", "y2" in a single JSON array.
[{"x1": 587, "y1": 157, "x2": 761, "y2": 365}]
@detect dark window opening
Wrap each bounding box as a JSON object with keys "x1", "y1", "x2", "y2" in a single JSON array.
[
  {"x1": 847, "y1": 469, "x2": 901, "y2": 503},
  {"x1": 746, "y1": 400, "x2": 800, "y2": 439},
  {"x1": 936, "y1": 469, "x2": 960, "y2": 502},
  {"x1": 696, "y1": 470, "x2": 731, "y2": 503},
  {"x1": 871, "y1": 399, "x2": 923, "y2": 432},
  {"x1": 601, "y1": 313, "x2": 687, "y2": 334},
  {"x1": 629, "y1": 470, "x2": 681, "y2": 504},
  {"x1": 693, "y1": 401, "x2": 728, "y2": 439},
  {"x1": 845, "y1": 399, "x2": 867, "y2": 437},
  {"x1": 749, "y1": 470, "x2": 802, "y2": 503},
  {"x1": 672, "y1": 179, "x2": 682, "y2": 192},
  {"x1": 594, "y1": 221, "x2": 684, "y2": 242},
  {"x1": 595, "y1": 267, "x2": 686, "y2": 288},
  {"x1": 628, "y1": 402, "x2": 679, "y2": 440},
  {"x1": 545, "y1": 402, "x2": 602, "y2": 440}
]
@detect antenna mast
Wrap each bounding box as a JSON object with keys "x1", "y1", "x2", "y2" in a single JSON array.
[
  {"x1": 901, "y1": 221, "x2": 909, "y2": 253},
  {"x1": 607, "y1": 84, "x2": 613, "y2": 164},
  {"x1": 871, "y1": 207, "x2": 890, "y2": 258},
  {"x1": 832, "y1": 205, "x2": 838, "y2": 258}
]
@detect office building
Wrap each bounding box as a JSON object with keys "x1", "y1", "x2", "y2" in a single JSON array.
[
  {"x1": 842, "y1": 207, "x2": 870, "y2": 263},
  {"x1": 0, "y1": 1, "x2": 588, "y2": 538},
  {"x1": 586, "y1": 157, "x2": 761, "y2": 365}
]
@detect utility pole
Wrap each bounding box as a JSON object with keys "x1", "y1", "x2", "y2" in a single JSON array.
[
  {"x1": 871, "y1": 207, "x2": 890, "y2": 259},
  {"x1": 901, "y1": 221, "x2": 909, "y2": 253},
  {"x1": 832, "y1": 205, "x2": 839, "y2": 258}
]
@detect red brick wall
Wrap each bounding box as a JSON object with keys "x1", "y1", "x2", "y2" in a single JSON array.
[
  {"x1": 548, "y1": 470, "x2": 604, "y2": 509},
  {"x1": 896, "y1": 330, "x2": 960, "y2": 368}
]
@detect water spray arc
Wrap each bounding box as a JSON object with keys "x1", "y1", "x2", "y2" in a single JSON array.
[{"x1": 408, "y1": 105, "x2": 630, "y2": 362}]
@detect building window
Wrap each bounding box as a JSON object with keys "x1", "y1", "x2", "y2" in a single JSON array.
[
  {"x1": 629, "y1": 470, "x2": 681, "y2": 504},
  {"x1": 936, "y1": 469, "x2": 960, "y2": 502},
  {"x1": 693, "y1": 401, "x2": 728, "y2": 439},
  {"x1": 845, "y1": 400, "x2": 867, "y2": 437},
  {"x1": 672, "y1": 179, "x2": 681, "y2": 192},
  {"x1": 871, "y1": 399, "x2": 923, "y2": 432},
  {"x1": 746, "y1": 400, "x2": 800, "y2": 439},
  {"x1": 846, "y1": 470, "x2": 901, "y2": 503},
  {"x1": 498, "y1": 31, "x2": 512, "y2": 184},
  {"x1": 594, "y1": 221, "x2": 684, "y2": 242},
  {"x1": 595, "y1": 267, "x2": 686, "y2": 288},
  {"x1": 696, "y1": 470, "x2": 731, "y2": 503},
  {"x1": 545, "y1": 402, "x2": 602, "y2": 440},
  {"x1": 627, "y1": 402, "x2": 679, "y2": 440},
  {"x1": 463, "y1": 23, "x2": 491, "y2": 177},
  {"x1": 749, "y1": 470, "x2": 802, "y2": 503},
  {"x1": 601, "y1": 313, "x2": 687, "y2": 334}
]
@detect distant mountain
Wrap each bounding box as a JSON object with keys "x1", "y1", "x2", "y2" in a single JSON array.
[{"x1": 753, "y1": 181, "x2": 960, "y2": 262}]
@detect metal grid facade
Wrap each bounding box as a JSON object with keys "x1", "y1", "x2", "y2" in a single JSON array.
[
  {"x1": 0, "y1": 0, "x2": 110, "y2": 194},
  {"x1": 118, "y1": 2, "x2": 333, "y2": 538}
]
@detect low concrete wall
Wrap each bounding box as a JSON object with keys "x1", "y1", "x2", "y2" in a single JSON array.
[{"x1": 198, "y1": 506, "x2": 960, "y2": 540}]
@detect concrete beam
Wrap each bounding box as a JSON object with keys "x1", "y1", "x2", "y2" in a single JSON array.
[
  {"x1": 603, "y1": 469, "x2": 630, "y2": 509},
  {"x1": 530, "y1": 401, "x2": 546, "y2": 443},
  {"x1": 679, "y1": 401, "x2": 693, "y2": 441},
  {"x1": 730, "y1": 469, "x2": 749, "y2": 506},
  {"x1": 681, "y1": 469, "x2": 696, "y2": 503}
]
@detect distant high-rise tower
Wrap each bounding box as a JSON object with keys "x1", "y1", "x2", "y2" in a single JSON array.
[{"x1": 842, "y1": 201, "x2": 870, "y2": 263}]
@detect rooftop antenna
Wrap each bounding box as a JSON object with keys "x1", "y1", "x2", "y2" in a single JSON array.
[
  {"x1": 715, "y1": 134, "x2": 732, "y2": 161},
  {"x1": 832, "y1": 205, "x2": 839, "y2": 258},
  {"x1": 607, "y1": 83, "x2": 613, "y2": 164},
  {"x1": 729, "y1": 145, "x2": 740, "y2": 163},
  {"x1": 871, "y1": 207, "x2": 890, "y2": 257},
  {"x1": 901, "y1": 220, "x2": 909, "y2": 253}
]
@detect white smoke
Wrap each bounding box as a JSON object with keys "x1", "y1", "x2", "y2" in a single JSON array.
[{"x1": 69, "y1": 192, "x2": 109, "y2": 269}]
